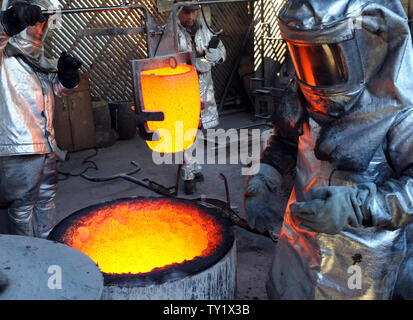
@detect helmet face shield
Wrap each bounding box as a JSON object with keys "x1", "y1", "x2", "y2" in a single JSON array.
[
  {"x1": 287, "y1": 42, "x2": 349, "y2": 87},
  {"x1": 24, "y1": 19, "x2": 49, "y2": 44}
]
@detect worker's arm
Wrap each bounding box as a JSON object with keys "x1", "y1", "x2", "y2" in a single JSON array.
[
  {"x1": 366, "y1": 108, "x2": 413, "y2": 229},
  {"x1": 243, "y1": 86, "x2": 304, "y2": 233},
  {"x1": 291, "y1": 108, "x2": 413, "y2": 234},
  {"x1": 243, "y1": 130, "x2": 300, "y2": 233},
  {"x1": 261, "y1": 84, "x2": 306, "y2": 175}
]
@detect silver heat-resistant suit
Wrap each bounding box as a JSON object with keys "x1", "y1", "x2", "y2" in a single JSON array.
[
  {"x1": 177, "y1": 12, "x2": 226, "y2": 182},
  {"x1": 244, "y1": 0, "x2": 413, "y2": 299},
  {"x1": 0, "y1": 0, "x2": 73, "y2": 237}
]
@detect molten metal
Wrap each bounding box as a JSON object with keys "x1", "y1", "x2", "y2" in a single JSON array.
[
  {"x1": 61, "y1": 199, "x2": 223, "y2": 275},
  {"x1": 140, "y1": 64, "x2": 201, "y2": 154}
]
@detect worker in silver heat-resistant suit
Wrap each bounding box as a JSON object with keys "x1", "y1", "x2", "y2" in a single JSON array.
[
  {"x1": 175, "y1": 0, "x2": 226, "y2": 195},
  {"x1": 244, "y1": 0, "x2": 413, "y2": 299},
  {"x1": 0, "y1": 0, "x2": 82, "y2": 238}
]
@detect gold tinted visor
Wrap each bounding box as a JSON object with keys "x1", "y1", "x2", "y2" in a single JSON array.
[{"x1": 287, "y1": 42, "x2": 348, "y2": 87}]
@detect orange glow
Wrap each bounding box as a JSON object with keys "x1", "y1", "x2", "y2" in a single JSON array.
[
  {"x1": 141, "y1": 64, "x2": 201, "y2": 153},
  {"x1": 61, "y1": 199, "x2": 223, "y2": 274},
  {"x1": 287, "y1": 42, "x2": 317, "y2": 86}
]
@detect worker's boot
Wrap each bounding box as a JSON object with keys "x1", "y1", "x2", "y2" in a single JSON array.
[
  {"x1": 181, "y1": 161, "x2": 204, "y2": 195},
  {"x1": 194, "y1": 172, "x2": 204, "y2": 182},
  {"x1": 184, "y1": 179, "x2": 196, "y2": 195}
]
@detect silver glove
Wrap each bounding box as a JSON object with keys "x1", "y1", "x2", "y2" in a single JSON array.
[
  {"x1": 290, "y1": 184, "x2": 376, "y2": 235},
  {"x1": 243, "y1": 163, "x2": 284, "y2": 233},
  {"x1": 205, "y1": 48, "x2": 222, "y2": 64},
  {"x1": 193, "y1": 57, "x2": 212, "y2": 73}
]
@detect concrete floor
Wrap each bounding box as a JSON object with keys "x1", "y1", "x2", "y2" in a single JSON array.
[{"x1": 1, "y1": 111, "x2": 278, "y2": 300}]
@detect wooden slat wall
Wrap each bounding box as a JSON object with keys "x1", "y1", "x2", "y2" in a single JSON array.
[
  {"x1": 253, "y1": 0, "x2": 287, "y2": 88},
  {"x1": 45, "y1": 0, "x2": 169, "y2": 102},
  {"x1": 43, "y1": 0, "x2": 252, "y2": 104},
  {"x1": 209, "y1": 1, "x2": 252, "y2": 99},
  {"x1": 401, "y1": 0, "x2": 410, "y2": 13}
]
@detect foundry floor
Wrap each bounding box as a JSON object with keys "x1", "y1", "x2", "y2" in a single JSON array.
[{"x1": 0, "y1": 111, "x2": 278, "y2": 300}]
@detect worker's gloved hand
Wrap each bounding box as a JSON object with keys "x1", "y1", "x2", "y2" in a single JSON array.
[
  {"x1": 1, "y1": 2, "x2": 46, "y2": 37},
  {"x1": 290, "y1": 184, "x2": 376, "y2": 235},
  {"x1": 193, "y1": 57, "x2": 212, "y2": 73},
  {"x1": 58, "y1": 52, "x2": 83, "y2": 89},
  {"x1": 243, "y1": 163, "x2": 284, "y2": 233},
  {"x1": 205, "y1": 48, "x2": 223, "y2": 64}
]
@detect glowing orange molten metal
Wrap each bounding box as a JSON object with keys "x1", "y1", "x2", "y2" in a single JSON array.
[
  {"x1": 141, "y1": 64, "x2": 201, "y2": 153},
  {"x1": 62, "y1": 199, "x2": 222, "y2": 274}
]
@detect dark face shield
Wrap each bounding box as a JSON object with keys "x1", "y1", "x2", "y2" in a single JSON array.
[{"x1": 287, "y1": 42, "x2": 349, "y2": 87}]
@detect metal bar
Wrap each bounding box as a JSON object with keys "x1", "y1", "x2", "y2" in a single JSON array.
[
  {"x1": 191, "y1": 196, "x2": 278, "y2": 242},
  {"x1": 195, "y1": 0, "x2": 255, "y2": 5},
  {"x1": 42, "y1": 4, "x2": 148, "y2": 16},
  {"x1": 76, "y1": 27, "x2": 145, "y2": 37},
  {"x1": 42, "y1": 1, "x2": 254, "y2": 16},
  {"x1": 219, "y1": 173, "x2": 231, "y2": 210}
]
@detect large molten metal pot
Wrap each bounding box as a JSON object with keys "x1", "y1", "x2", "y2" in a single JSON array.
[
  {"x1": 140, "y1": 64, "x2": 201, "y2": 154},
  {"x1": 48, "y1": 197, "x2": 236, "y2": 300}
]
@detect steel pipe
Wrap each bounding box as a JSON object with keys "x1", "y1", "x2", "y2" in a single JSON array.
[{"x1": 42, "y1": 0, "x2": 255, "y2": 16}]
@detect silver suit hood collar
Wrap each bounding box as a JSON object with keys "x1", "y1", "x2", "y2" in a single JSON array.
[
  {"x1": 3, "y1": 0, "x2": 59, "y2": 73},
  {"x1": 278, "y1": 0, "x2": 407, "y2": 30}
]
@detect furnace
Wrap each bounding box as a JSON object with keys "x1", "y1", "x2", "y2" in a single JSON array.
[{"x1": 49, "y1": 197, "x2": 236, "y2": 299}]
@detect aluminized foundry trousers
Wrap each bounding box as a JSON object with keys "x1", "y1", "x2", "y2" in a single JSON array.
[
  {"x1": 181, "y1": 131, "x2": 203, "y2": 181},
  {"x1": 0, "y1": 153, "x2": 57, "y2": 238}
]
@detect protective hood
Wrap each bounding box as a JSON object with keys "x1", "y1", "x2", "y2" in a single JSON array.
[
  {"x1": 174, "y1": 0, "x2": 200, "y2": 12},
  {"x1": 2, "y1": 0, "x2": 59, "y2": 73},
  {"x1": 278, "y1": 0, "x2": 413, "y2": 172}
]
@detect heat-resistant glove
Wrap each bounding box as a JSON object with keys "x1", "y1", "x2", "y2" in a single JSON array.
[
  {"x1": 204, "y1": 35, "x2": 223, "y2": 64},
  {"x1": 1, "y1": 2, "x2": 45, "y2": 37},
  {"x1": 193, "y1": 57, "x2": 212, "y2": 73},
  {"x1": 243, "y1": 163, "x2": 284, "y2": 233},
  {"x1": 290, "y1": 184, "x2": 376, "y2": 235},
  {"x1": 58, "y1": 52, "x2": 83, "y2": 89},
  {"x1": 205, "y1": 48, "x2": 223, "y2": 64}
]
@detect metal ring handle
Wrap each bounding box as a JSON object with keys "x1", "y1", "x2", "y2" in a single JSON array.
[{"x1": 168, "y1": 56, "x2": 178, "y2": 69}]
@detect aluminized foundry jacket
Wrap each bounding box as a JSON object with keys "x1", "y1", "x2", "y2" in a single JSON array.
[
  {"x1": 261, "y1": 0, "x2": 413, "y2": 300},
  {"x1": 0, "y1": 24, "x2": 70, "y2": 156},
  {"x1": 177, "y1": 20, "x2": 226, "y2": 129}
]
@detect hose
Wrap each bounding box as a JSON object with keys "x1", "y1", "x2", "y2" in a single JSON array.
[
  {"x1": 200, "y1": 5, "x2": 223, "y2": 35},
  {"x1": 57, "y1": 148, "x2": 99, "y2": 181}
]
